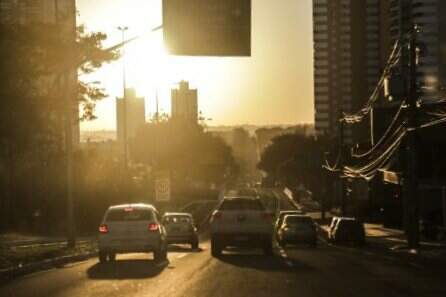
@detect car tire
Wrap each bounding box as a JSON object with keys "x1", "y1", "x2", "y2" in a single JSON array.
[
  {"x1": 211, "y1": 238, "x2": 222, "y2": 257},
  {"x1": 108, "y1": 253, "x2": 116, "y2": 261},
  {"x1": 154, "y1": 246, "x2": 167, "y2": 262},
  {"x1": 191, "y1": 238, "x2": 199, "y2": 250},
  {"x1": 263, "y1": 241, "x2": 273, "y2": 256},
  {"x1": 98, "y1": 251, "x2": 107, "y2": 263}
]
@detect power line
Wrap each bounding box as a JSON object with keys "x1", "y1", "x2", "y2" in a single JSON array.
[{"x1": 352, "y1": 100, "x2": 406, "y2": 158}]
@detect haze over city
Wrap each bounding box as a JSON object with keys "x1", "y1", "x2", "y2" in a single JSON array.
[{"x1": 77, "y1": 0, "x2": 314, "y2": 130}]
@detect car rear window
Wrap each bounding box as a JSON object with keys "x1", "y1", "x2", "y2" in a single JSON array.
[
  {"x1": 338, "y1": 220, "x2": 362, "y2": 231},
  {"x1": 163, "y1": 216, "x2": 192, "y2": 224},
  {"x1": 284, "y1": 216, "x2": 313, "y2": 225},
  {"x1": 106, "y1": 208, "x2": 153, "y2": 222},
  {"x1": 219, "y1": 199, "x2": 264, "y2": 211}
]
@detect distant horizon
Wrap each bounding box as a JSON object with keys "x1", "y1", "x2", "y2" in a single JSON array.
[
  {"x1": 80, "y1": 122, "x2": 314, "y2": 132},
  {"x1": 77, "y1": 0, "x2": 314, "y2": 131}
]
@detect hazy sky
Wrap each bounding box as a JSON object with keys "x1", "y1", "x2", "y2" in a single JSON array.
[{"x1": 77, "y1": 0, "x2": 314, "y2": 130}]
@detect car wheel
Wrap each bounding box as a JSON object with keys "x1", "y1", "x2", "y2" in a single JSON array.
[
  {"x1": 108, "y1": 253, "x2": 116, "y2": 261},
  {"x1": 211, "y1": 238, "x2": 222, "y2": 257},
  {"x1": 263, "y1": 241, "x2": 273, "y2": 256},
  {"x1": 98, "y1": 251, "x2": 107, "y2": 263},
  {"x1": 191, "y1": 238, "x2": 199, "y2": 250},
  {"x1": 154, "y1": 247, "x2": 167, "y2": 262}
]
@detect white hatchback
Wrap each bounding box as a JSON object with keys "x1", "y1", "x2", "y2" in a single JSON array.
[{"x1": 98, "y1": 204, "x2": 168, "y2": 262}]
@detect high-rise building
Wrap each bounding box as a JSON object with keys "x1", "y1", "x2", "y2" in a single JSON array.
[
  {"x1": 171, "y1": 81, "x2": 198, "y2": 123},
  {"x1": 116, "y1": 88, "x2": 146, "y2": 143},
  {"x1": 312, "y1": 0, "x2": 382, "y2": 144},
  {"x1": 381, "y1": 0, "x2": 446, "y2": 98}
]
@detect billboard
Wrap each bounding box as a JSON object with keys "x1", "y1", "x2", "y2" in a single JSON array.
[{"x1": 162, "y1": 0, "x2": 251, "y2": 56}]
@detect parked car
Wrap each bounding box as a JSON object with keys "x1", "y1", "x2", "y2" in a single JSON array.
[
  {"x1": 329, "y1": 217, "x2": 366, "y2": 245},
  {"x1": 277, "y1": 215, "x2": 317, "y2": 247},
  {"x1": 275, "y1": 210, "x2": 307, "y2": 239},
  {"x1": 210, "y1": 197, "x2": 274, "y2": 257},
  {"x1": 162, "y1": 212, "x2": 199, "y2": 249},
  {"x1": 98, "y1": 204, "x2": 168, "y2": 263}
]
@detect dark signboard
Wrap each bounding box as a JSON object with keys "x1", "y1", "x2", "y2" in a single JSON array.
[{"x1": 162, "y1": 0, "x2": 251, "y2": 56}]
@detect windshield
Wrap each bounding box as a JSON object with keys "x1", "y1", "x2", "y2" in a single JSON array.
[
  {"x1": 105, "y1": 208, "x2": 153, "y2": 222},
  {"x1": 163, "y1": 216, "x2": 192, "y2": 224},
  {"x1": 284, "y1": 216, "x2": 313, "y2": 226}
]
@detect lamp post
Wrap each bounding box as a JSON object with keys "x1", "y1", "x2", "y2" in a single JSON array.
[{"x1": 118, "y1": 26, "x2": 129, "y2": 172}]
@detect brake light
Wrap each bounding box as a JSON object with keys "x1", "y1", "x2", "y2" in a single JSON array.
[
  {"x1": 99, "y1": 224, "x2": 108, "y2": 234},
  {"x1": 148, "y1": 223, "x2": 159, "y2": 232}
]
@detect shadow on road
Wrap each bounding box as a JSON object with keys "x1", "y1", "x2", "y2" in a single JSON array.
[
  {"x1": 216, "y1": 250, "x2": 314, "y2": 272},
  {"x1": 87, "y1": 259, "x2": 167, "y2": 280},
  {"x1": 167, "y1": 244, "x2": 203, "y2": 253}
]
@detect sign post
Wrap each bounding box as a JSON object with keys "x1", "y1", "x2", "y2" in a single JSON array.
[{"x1": 155, "y1": 171, "x2": 171, "y2": 202}]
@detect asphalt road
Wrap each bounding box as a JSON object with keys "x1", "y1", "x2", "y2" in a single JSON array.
[{"x1": 1, "y1": 237, "x2": 445, "y2": 297}]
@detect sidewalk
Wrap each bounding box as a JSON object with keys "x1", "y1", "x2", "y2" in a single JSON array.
[
  {"x1": 308, "y1": 211, "x2": 446, "y2": 260},
  {"x1": 0, "y1": 232, "x2": 97, "y2": 281}
]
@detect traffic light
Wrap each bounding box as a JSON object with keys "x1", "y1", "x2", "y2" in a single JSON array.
[{"x1": 162, "y1": 0, "x2": 251, "y2": 56}]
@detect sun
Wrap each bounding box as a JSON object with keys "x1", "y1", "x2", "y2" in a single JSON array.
[{"x1": 125, "y1": 33, "x2": 173, "y2": 94}]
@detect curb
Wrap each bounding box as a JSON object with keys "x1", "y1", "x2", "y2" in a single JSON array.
[{"x1": 0, "y1": 250, "x2": 97, "y2": 283}]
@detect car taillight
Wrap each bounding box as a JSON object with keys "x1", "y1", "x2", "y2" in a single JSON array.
[
  {"x1": 148, "y1": 223, "x2": 159, "y2": 232},
  {"x1": 99, "y1": 224, "x2": 108, "y2": 234}
]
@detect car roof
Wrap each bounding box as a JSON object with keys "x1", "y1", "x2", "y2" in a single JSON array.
[
  {"x1": 280, "y1": 210, "x2": 303, "y2": 214},
  {"x1": 108, "y1": 203, "x2": 156, "y2": 210},
  {"x1": 284, "y1": 214, "x2": 312, "y2": 219},
  {"x1": 222, "y1": 196, "x2": 260, "y2": 201},
  {"x1": 163, "y1": 212, "x2": 192, "y2": 217}
]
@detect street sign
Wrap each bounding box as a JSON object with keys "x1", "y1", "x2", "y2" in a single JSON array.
[
  {"x1": 162, "y1": 0, "x2": 251, "y2": 56},
  {"x1": 155, "y1": 171, "x2": 171, "y2": 202}
]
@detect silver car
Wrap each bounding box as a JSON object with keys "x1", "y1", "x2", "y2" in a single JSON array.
[
  {"x1": 98, "y1": 204, "x2": 168, "y2": 263},
  {"x1": 162, "y1": 212, "x2": 199, "y2": 249}
]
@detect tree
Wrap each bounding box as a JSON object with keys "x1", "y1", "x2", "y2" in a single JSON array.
[
  {"x1": 0, "y1": 23, "x2": 117, "y2": 231},
  {"x1": 130, "y1": 121, "x2": 238, "y2": 198},
  {"x1": 258, "y1": 134, "x2": 325, "y2": 194}
]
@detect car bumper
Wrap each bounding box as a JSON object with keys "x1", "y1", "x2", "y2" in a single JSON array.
[
  {"x1": 212, "y1": 233, "x2": 272, "y2": 246},
  {"x1": 281, "y1": 234, "x2": 316, "y2": 243},
  {"x1": 98, "y1": 237, "x2": 162, "y2": 253},
  {"x1": 166, "y1": 234, "x2": 197, "y2": 244}
]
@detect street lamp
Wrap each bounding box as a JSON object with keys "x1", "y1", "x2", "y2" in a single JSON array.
[{"x1": 117, "y1": 26, "x2": 129, "y2": 171}]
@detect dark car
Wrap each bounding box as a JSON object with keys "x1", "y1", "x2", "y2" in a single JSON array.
[
  {"x1": 162, "y1": 213, "x2": 199, "y2": 249},
  {"x1": 277, "y1": 215, "x2": 317, "y2": 247},
  {"x1": 275, "y1": 210, "x2": 306, "y2": 239},
  {"x1": 330, "y1": 217, "x2": 366, "y2": 246}
]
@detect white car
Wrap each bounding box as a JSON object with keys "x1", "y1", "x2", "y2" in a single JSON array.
[
  {"x1": 98, "y1": 204, "x2": 168, "y2": 263},
  {"x1": 210, "y1": 197, "x2": 274, "y2": 256}
]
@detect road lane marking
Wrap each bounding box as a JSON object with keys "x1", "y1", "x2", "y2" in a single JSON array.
[{"x1": 176, "y1": 253, "x2": 188, "y2": 259}]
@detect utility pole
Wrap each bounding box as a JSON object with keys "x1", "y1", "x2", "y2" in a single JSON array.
[
  {"x1": 339, "y1": 118, "x2": 346, "y2": 216},
  {"x1": 405, "y1": 24, "x2": 420, "y2": 249},
  {"x1": 55, "y1": 0, "x2": 76, "y2": 248},
  {"x1": 118, "y1": 26, "x2": 129, "y2": 172}
]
